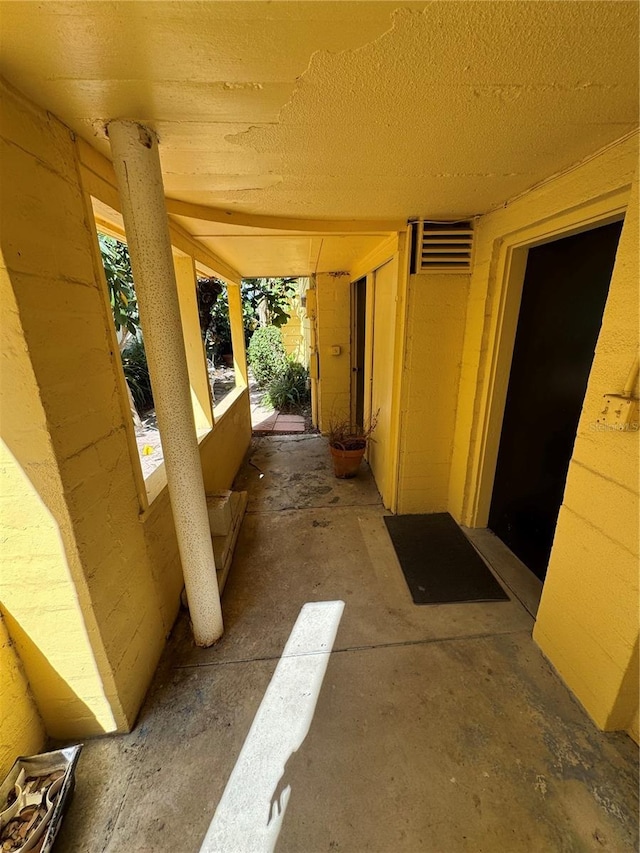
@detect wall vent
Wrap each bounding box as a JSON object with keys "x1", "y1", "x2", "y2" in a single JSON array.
[{"x1": 415, "y1": 220, "x2": 474, "y2": 273}]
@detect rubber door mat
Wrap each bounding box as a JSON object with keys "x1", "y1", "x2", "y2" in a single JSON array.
[{"x1": 383, "y1": 513, "x2": 509, "y2": 604}]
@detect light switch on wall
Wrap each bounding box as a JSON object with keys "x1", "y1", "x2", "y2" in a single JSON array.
[{"x1": 330, "y1": 345, "x2": 341, "y2": 356}]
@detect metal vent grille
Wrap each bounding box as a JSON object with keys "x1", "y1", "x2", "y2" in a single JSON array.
[{"x1": 416, "y1": 220, "x2": 474, "y2": 273}]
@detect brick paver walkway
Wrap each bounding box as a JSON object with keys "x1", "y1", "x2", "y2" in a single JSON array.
[{"x1": 249, "y1": 376, "x2": 305, "y2": 434}]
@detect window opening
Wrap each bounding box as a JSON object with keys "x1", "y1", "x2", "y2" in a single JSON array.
[
  {"x1": 97, "y1": 230, "x2": 165, "y2": 483},
  {"x1": 197, "y1": 276, "x2": 238, "y2": 407}
]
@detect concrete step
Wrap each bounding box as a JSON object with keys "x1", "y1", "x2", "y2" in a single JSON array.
[{"x1": 208, "y1": 490, "x2": 248, "y2": 593}]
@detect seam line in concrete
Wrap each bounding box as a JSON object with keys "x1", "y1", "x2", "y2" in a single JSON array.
[
  {"x1": 173, "y1": 628, "x2": 530, "y2": 670},
  {"x1": 245, "y1": 500, "x2": 384, "y2": 515},
  {"x1": 101, "y1": 762, "x2": 139, "y2": 853}
]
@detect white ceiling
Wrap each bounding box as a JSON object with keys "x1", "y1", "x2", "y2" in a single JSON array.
[{"x1": 1, "y1": 1, "x2": 638, "y2": 274}]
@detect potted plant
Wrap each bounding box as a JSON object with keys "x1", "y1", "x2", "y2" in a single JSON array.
[{"x1": 327, "y1": 414, "x2": 378, "y2": 479}]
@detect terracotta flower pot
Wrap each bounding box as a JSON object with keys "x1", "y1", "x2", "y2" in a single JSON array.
[{"x1": 329, "y1": 443, "x2": 366, "y2": 478}]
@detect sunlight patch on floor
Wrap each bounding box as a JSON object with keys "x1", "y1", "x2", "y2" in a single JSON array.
[{"x1": 200, "y1": 600, "x2": 345, "y2": 853}]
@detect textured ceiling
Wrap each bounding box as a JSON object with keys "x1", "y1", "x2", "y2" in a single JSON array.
[{"x1": 1, "y1": 1, "x2": 638, "y2": 272}]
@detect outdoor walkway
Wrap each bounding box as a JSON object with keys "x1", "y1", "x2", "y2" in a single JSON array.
[
  {"x1": 55, "y1": 436, "x2": 638, "y2": 852},
  {"x1": 249, "y1": 378, "x2": 305, "y2": 434}
]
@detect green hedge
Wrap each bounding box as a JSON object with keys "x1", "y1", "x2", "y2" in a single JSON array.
[{"x1": 248, "y1": 325, "x2": 287, "y2": 387}]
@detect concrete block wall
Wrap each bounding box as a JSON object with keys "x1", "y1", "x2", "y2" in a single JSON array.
[
  {"x1": 0, "y1": 614, "x2": 45, "y2": 777},
  {"x1": 281, "y1": 296, "x2": 305, "y2": 364},
  {"x1": 448, "y1": 133, "x2": 639, "y2": 735},
  {"x1": 533, "y1": 173, "x2": 639, "y2": 734},
  {"x1": 315, "y1": 273, "x2": 351, "y2": 432},
  {"x1": 0, "y1": 79, "x2": 252, "y2": 750},
  {"x1": 396, "y1": 273, "x2": 469, "y2": 513},
  {"x1": 1, "y1": 81, "x2": 129, "y2": 737}
]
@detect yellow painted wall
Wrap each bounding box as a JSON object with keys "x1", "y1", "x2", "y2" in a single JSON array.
[
  {"x1": 367, "y1": 260, "x2": 399, "y2": 507},
  {"x1": 0, "y1": 80, "x2": 169, "y2": 732},
  {"x1": 315, "y1": 273, "x2": 351, "y2": 432},
  {"x1": 449, "y1": 134, "x2": 639, "y2": 733},
  {"x1": 174, "y1": 254, "x2": 214, "y2": 433},
  {"x1": 0, "y1": 614, "x2": 45, "y2": 777},
  {"x1": 227, "y1": 284, "x2": 249, "y2": 388},
  {"x1": 534, "y1": 172, "x2": 639, "y2": 734},
  {"x1": 0, "y1": 83, "x2": 126, "y2": 737},
  {"x1": 281, "y1": 282, "x2": 310, "y2": 366},
  {"x1": 0, "y1": 80, "x2": 252, "y2": 739},
  {"x1": 629, "y1": 705, "x2": 640, "y2": 746},
  {"x1": 281, "y1": 300, "x2": 304, "y2": 361},
  {"x1": 201, "y1": 391, "x2": 253, "y2": 494},
  {"x1": 396, "y1": 273, "x2": 469, "y2": 514}
]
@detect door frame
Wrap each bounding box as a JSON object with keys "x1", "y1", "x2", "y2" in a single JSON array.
[
  {"x1": 465, "y1": 189, "x2": 629, "y2": 529},
  {"x1": 350, "y1": 276, "x2": 367, "y2": 428},
  {"x1": 348, "y1": 232, "x2": 410, "y2": 511}
]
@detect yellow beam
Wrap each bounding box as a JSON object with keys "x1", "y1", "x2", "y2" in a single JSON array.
[
  {"x1": 165, "y1": 198, "x2": 407, "y2": 235},
  {"x1": 174, "y1": 254, "x2": 215, "y2": 432},
  {"x1": 227, "y1": 283, "x2": 248, "y2": 389},
  {"x1": 77, "y1": 138, "x2": 242, "y2": 285}
]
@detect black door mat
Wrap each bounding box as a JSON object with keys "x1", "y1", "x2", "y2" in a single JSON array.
[{"x1": 383, "y1": 512, "x2": 509, "y2": 604}]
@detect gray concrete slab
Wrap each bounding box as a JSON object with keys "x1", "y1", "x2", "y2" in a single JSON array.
[
  {"x1": 234, "y1": 435, "x2": 382, "y2": 513},
  {"x1": 464, "y1": 527, "x2": 544, "y2": 618},
  {"x1": 54, "y1": 435, "x2": 638, "y2": 853},
  {"x1": 173, "y1": 505, "x2": 534, "y2": 668}
]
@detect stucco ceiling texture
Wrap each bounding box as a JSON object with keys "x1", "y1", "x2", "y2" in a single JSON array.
[{"x1": 1, "y1": 0, "x2": 638, "y2": 271}]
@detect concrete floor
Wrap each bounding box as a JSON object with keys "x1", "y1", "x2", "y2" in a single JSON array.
[{"x1": 56, "y1": 436, "x2": 638, "y2": 852}]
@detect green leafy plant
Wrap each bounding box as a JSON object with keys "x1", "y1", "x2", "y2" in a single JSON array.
[
  {"x1": 247, "y1": 326, "x2": 288, "y2": 387},
  {"x1": 121, "y1": 336, "x2": 154, "y2": 414},
  {"x1": 242, "y1": 277, "x2": 298, "y2": 332},
  {"x1": 265, "y1": 360, "x2": 309, "y2": 411},
  {"x1": 196, "y1": 276, "x2": 299, "y2": 364},
  {"x1": 99, "y1": 234, "x2": 139, "y2": 347},
  {"x1": 98, "y1": 233, "x2": 153, "y2": 421},
  {"x1": 231, "y1": 276, "x2": 298, "y2": 345}
]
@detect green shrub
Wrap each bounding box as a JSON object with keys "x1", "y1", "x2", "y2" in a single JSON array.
[
  {"x1": 248, "y1": 325, "x2": 287, "y2": 387},
  {"x1": 121, "y1": 336, "x2": 154, "y2": 414},
  {"x1": 266, "y1": 360, "x2": 310, "y2": 412}
]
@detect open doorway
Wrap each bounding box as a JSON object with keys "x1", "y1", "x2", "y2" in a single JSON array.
[
  {"x1": 488, "y1": 220, "x2": 623, "y2": 580},
  {"x1": 351, "y1": 277, "x2": 367, "y2": 429}
]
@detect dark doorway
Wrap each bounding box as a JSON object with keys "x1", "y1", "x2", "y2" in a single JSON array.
[
  {"x1": 488, "y1": 220, "x2": 623, "y2": 580},
  {"x1": 353, "y1": 277, "x2": 367, "y2": 429}
]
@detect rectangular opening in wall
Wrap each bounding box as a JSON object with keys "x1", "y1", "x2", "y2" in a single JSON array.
[
  {"x1": 488, "y1": 219, "x2": 624, "y2": 581},
  {"x1": 196, "y1": 273, "x2": 238, "y2": 409},
  {"x1": 91, "y1": 200, "x2": 166, "y2": 495},
  {"x1": 242, "y1": 277, "x2": 311, "y2": 435}
]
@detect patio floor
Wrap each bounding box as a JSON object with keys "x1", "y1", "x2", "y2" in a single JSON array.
[
  {"x1": 249, "y1": 380, "x2": 305, "y2": 434},
  {"x1": 55, "y1": 436, "x2": 638, "y2": 852}
]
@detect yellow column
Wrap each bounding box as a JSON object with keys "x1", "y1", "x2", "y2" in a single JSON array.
[
  {"x1": 227, "y1": 283, "x2": 248, "y2": 388},
  {"x1": 174, "y1": 254, "x2": 214, "y2": 432},
  {"x1": 108, "y1": 120, "x2": 223, "y2": 647},
  {"x1": 306, "y1": 285, "x2": 319, "y2": 428}
]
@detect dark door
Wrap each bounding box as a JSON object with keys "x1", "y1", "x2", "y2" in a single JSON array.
[
  {"x1": 353, "y1": 277, "x2": 367, "y2": 429},
  {"x1": 489, "y1": 220, "x2": 623, "y2": 580}
]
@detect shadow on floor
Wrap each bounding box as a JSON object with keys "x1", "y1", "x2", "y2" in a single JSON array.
[{"x1": 55, "y1": 436, "x2": 639, "y2": 853}]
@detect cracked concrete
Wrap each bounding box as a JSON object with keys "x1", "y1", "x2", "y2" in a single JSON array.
[{"x1": 54, "y1": 435, "x2": 638, "y2": 852}]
